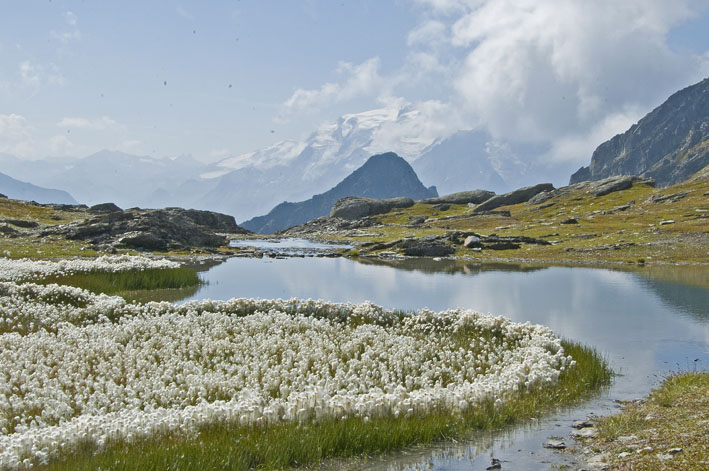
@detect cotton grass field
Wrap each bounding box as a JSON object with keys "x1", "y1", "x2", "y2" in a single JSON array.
[{"x1": 0, "y1": 256, "x2": 610, "y2": 470}]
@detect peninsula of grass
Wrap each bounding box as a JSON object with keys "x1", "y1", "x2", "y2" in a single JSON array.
[
  {"x1": 574, "y1": 371, "x2": 708, "y2": 470},
  {"x1": 34, "y1": 340, "x2": 610, "y2": 471},
  {"x1": 38, "y1": 266, "x2": 201, "y2": 295}
]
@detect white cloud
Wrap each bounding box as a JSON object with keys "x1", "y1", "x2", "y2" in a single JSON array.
[
  {"x1": 19, "y1": 61, "x2": 40, "y2": 88},
  {"x1": 57, "y1": 116, "x2": 119, "y2": 130},
  {"x1": 49, "y1": 135, "x2": 74, "y2": 155},
  {"x1": 446, "y1": 0, "x2": 708, "y2": 146},
  {"x1": 407, "y1": 20, "x2": 447, "y2": 47},
  {"x1": 65, "y1": 11, "x2": 78, "y2": 26},
  {"x1": 278, "y1": 58, "x2": 385, "y2": 120},
  {"x1": 176, "y1": 6, "x2": 193, "y2": 20},
  {"x1": 0, "y1": 114, "x2": 35, "y2": 157}
]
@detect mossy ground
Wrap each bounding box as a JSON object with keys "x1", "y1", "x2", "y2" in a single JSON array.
[
  {"x1": 338, "y1": 177, "x2": 709, "y2": 265},
  {"x1": 572, "y1": 371, "x2": 709, "y2": 470},
  {"x1": 34, "y1": 341, "x2": 610, "y2": 471}
]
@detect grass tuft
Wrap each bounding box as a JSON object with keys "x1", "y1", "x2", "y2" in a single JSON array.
[{"x1": 38, "y1": 267, "x2": 201, "y2": 295}]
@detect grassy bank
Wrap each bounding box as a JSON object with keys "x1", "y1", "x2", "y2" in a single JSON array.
[
  {"x1": 34, "y1": 341, "x2": 610, "y2": 471},
  {"x1": 38, "y1": 266, "x2": 201, "y2": 295},
  {"x1": 574, "y1": 371, "x2": 709, "y2": 470}
]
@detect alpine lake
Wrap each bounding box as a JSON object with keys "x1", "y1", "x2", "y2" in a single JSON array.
[{"x1": 141, "y1": 238, "x2": 709, "y2": 470}]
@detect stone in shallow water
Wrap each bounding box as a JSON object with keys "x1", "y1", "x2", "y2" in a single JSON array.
[
  {"x1": 572, "y1": 419, "x2": 594, "y2": 429},
  {"x1": 571, "y1": 427, "x2": 598, "y2": 439},
  {"x1": 543, "y1": 438, "x2": 566, "y2": 449}
]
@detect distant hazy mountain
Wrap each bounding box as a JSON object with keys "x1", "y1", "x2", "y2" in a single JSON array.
[
  {"x1": 0, "y1": 151, "x2": 204, "y2": 209},
  {"x1": 0, "y1": 172, "x2": 77, "y2": 204},
  {"x1": 412, "y1": 131, "x2": 508, "y2": 195},
  {"x1": 571, "y1": 77, "x2": 709, "y2": 186},
  {"x1": 241, "y1": 152, "x2": 437, "y2": 234}
]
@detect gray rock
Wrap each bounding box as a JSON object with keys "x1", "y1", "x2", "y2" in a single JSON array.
[
  {"x1": 659, "y1": 219, "x2": 675, "y2": 225},
  {"x1": 571, "y1": 427, "x2": 598, "y2": 439},
  {"x1": 89, "y1": 202, "x2": 122, "y2": 213},
  {"x1": 330, "y1": 196, "x2": 414, "y2": 220},
  {"x1": 0, "y1": 224, "x2": 19, "y2": 235},
  {"x1": 45, "y1": 207, "x2": 247, "y2": 251},
  {"x1": 463, "y1": 235, "x2": 482, "y2": 248},
  {"x1": 419, "y1": 190, "x2": 495, "y2": 205},
  {"x1": 572, "y1": 420, "x2": 595, "y2": 429},
  {"x1": 668, "y1": 447, "x2": 683, "y2": 455},
  {"x1": 5, "y1": 219, "x2": 39, "y2": 228},
  {"x1": 0, "y1": 193, "x2": 6, "y2": 198},
  {"x1": 647, "y1": 191, "x2": 690, "y2": 204},
  {"x1": 474, "y1": 183, "x2": 555, "y2": 213},
  {"x1": 543, "y1": 438, "x2": 566, "y2": 449},
  {"x1": 433, "y1": 203, "x2": 451, "y2": 211},
  {"x1": 399, "y1": 236, "x2": 455, "y2": 257},
  {"x1": 560, "y1": 217, "x2": 579, "y2": 224},
  {"x1": 589, "y1": 175, "x2": 655, "y2": 197},
  {"x1": 526, "y1": 190, "x2": 557, "y2": 206}
]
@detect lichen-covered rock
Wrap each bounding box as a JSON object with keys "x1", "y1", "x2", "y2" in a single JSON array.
[
  {"x1": 419, "y1": 190, "x2": 495, "y2": 205},
  {"x1": 474, "y1": 183, "x2": 555, "y2": 212},
  {"x1": 330, "y1": 196, "x2": 414, "y2": 220}
]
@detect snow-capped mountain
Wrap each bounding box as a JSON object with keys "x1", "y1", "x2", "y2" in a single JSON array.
[{"x1": 0, "y1": 104, "x2": 558, "y2": 222}]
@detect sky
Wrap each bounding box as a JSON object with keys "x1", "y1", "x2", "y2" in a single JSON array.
[{"x1": 1, "y1": 0, "x2": 708, "y2": 167}]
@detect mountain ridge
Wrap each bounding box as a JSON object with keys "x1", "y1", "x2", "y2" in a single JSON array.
[
  {"x1": 241, "y1": 152, "x2": 437, "y2": 234},
  {"x1": 570, "y1": 77, "x2": 709, "y2": 186}
]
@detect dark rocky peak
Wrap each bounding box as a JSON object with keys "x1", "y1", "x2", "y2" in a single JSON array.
[{"x1": 571, "y1": 77, "x2": 709, "y2": 186}]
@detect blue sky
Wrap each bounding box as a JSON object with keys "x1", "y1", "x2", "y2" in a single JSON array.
[{"x1": 1, "y1": 1, "x2": 708, "y2": 164}]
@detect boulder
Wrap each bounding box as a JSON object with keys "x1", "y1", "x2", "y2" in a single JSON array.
[
  {"x1": 419, "y1": 190, "x2": 495, "y2": 205},
  {"x1": 46, "y1": 207, "x2": 248, "y2": 251},
  {"x1": 89, "y1": 202, "x2": 122, "y2": 213},
  {"x1": 587, "y1": 176, "x2": 655, "y2": 197},
  {"x1": 474, "y1": 183, "x2": 555, "y2": 213},
  {"x1": 399, "y1": 236, "x2": 455, "y2": 257},
  {"x1": 463, "y1": 235, "x2": 482, "y2": 248},
  {"x1": 5, "y1": 219, "x2": 39, "y2": 228},
  {"x1": 330, "y1": 196, "x2": 414, "y2": 220}
]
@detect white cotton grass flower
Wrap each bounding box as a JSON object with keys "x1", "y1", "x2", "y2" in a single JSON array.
[
  {"x1": 0, "y1": 282, "x2": 572, "y2": 470},
  {"x1": 0, "y1": 255, "x2": 179, "y2": 283}
]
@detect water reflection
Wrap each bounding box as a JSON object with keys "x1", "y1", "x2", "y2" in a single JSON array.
[{"x1": 179, "y1": 257, "x2": 708, "y2": 470}]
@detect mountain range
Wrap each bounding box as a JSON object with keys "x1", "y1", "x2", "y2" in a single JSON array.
[
  {"x1": 2, "y1": 77, "x2": 707, "y2": 220},
  {"x1": 0, "y1": 106, "x2": 544, "y2": 222},
  {"x1": 241, "y1": 152, "x2": 437, "y2": 233}
]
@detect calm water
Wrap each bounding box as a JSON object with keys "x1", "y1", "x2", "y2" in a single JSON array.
[{"x1": 181, "y1": 256, "x2": 708, "y2": 470}]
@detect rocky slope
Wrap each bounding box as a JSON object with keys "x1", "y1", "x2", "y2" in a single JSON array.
[
  {"x1": 241, "y1": 153, "x2": 437, "y2": 234},
  {"x1": 0, "y1": 172, "x2": 77, "y2": 205},
  {"x1": 571, "y1": 77, "x2": 709, "y2": 186}
]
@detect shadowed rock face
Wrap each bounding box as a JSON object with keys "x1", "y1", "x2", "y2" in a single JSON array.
[
  {"x1": 241, "y1": 152, "x2": 437, "y2": 234},
  {"x1": 45, "y1": 207, "x2": 248, "y2": 251},
  {"x1": 570, "y1": 77, "x2": 709, "y2": 187}
]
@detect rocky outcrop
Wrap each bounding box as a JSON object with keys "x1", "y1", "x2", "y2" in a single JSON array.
[
  {"x1": 241, "y1": 152, "x2": 437, "y2": 234},
  {"x1": 89, "y1": 202, "x2": 122, "y2": 213},
  {"x1": 330, "y1": 197, "x2": 414, "y2": 220},
  {"x1": 46, "y1": 207, "x2": 248, "y2": 251},
  {"x1": 359, "y1": 231, "x2": 550, "y2": 257},
  {"x1": 418, "y1": 190, "x2": 495, "y2": 205},
  {"x1": 473, "y1": 183, "x2": 554, "y2": 212},
  {"x1": 570, "y1": 77, "x2": 709, "y2": 187}
]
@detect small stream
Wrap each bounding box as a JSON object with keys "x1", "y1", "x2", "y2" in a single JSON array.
[{"x1": 175, "y1": 247, "x2": 708, "y2": 470}]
